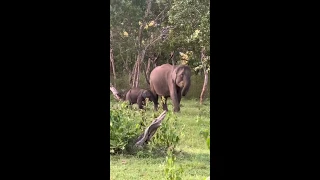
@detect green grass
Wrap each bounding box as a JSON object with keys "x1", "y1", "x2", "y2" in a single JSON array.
[{"x1": 110, "y1": 98, "x2": 210, "y2": 180}]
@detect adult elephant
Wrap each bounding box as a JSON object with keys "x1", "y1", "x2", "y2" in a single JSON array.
[
  {"x1": 123, "y1": 88, "x2": 157, "y2": 110},
  {"x1": 149, "y1": 64, "x2": 191, "y2": 112}
]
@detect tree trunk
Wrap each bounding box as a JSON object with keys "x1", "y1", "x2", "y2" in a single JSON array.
[
  {"x1": 129, "y1": 55, "x2": 137, "y2": 87},
  {"x1": 110, "y1": 48, "x2": 117, "y2": 87},
  {"x1": 200, "y1": 47, "x2": 208, "y2": 105},
  {"x1": 146, "y1": 57, "x2": 151, "y2": 76},
  {"x1": 143, "y1": 57, "x2": 151, "y2": 85},
  {"x1": 134, "y1": 57, "x2": 140, "y2": 88},
  {"x1": 153, "y1": 52, "x2": 160, "y2": 68},
  {"x1": 132, "y1": 50, "x2": 146, "y2": 88},
  {"x1": 131, "y1": 59, "x2": 137, "y2": 88},
  {"x1": 132, "y1": 55, "x2": 140, "y2": 88},
  {"x1": 200, "y1": 71, "x2": 208, "y2": 104},
  {"x1": 168, "y1": 51, "x2": 175, "y2": 65}
]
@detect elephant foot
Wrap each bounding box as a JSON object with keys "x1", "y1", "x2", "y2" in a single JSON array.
[
  {"x1": 173, "y1": 107, "x2": 180, "y2": 112},
  {"x1": 163, "y1": 106, "x2": 168, "y2": 111}
]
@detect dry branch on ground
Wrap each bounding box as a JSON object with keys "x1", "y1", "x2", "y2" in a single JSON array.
[
  {"x1": 135, "y1": 110, "x2": 167, "y2": 146},
  {"x1": 110, "y1": 84, "x2": 122, "y2": 101}
]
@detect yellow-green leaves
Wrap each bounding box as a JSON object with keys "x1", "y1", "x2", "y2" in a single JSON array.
[
  {"x1": 191, "y1": 29, "x2": 201, "y2": 40},
  {"x1": 148, "y1": 20, "x2": 155, "y2": 27},
  {"x1": 179, "y1": 52, "x2": 189, "y2": 60},
  {"x1": 123, "y1": 31, "x2": 129, "y2": 37},
  {"x1": 179, "y1": 51, "x2": 194, "y2": 65}
]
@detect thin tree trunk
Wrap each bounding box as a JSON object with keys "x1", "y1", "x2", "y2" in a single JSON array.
[
  {"x1": 131, "y1": 60, "x2": 137, "y2": 88},
  {"x1": 143, "y1": 57, "x2": 151, "y2": 85},
  {"x1": 200, "y1": 71, "x2": 208, "y2": 104},
  {"x1": 134, "y1": 57, "x2": 140, "y2": 88},
  {"x1": 110, "y1": 48, "x2": 117, "y2": 87},
  {"x1": 132, "y1": 49, "x2": 147, "y2": 88},
  {"x1": 146, "y1": 57, "x2": 151, "y2": 75},
  {"x1": 152, "y1": 52, "x2": 160, "y2": 68},
  {"x1": 168, "y1": 51, "x2": 175, "y2": 65},
  {"x1": 130, "y1": 57, "x2": 137, "y2": 87},
  {"x1": 110, "y1": 58, "x2": 112, "y2": 76},
  {"x1": 200, "y1": 47, "x2": 208, "y2": 105}
]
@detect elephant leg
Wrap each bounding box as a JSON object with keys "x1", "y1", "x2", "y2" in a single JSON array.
[
  {"x1": 162, "y1": 97, "x2": 168, "y2": 111},
  {"x1": 154, "y1": 94, "x2": 159, "y2": 111},
  {"x1": 177, "y1": 89, "x2": 182, "y2": 104},
  {"x1": 128, "y1": 102, "x2": 133, "y2": 110},
  {"x1": 137, "y1": 95, "x2": 144, "y2": 109},
  {"x1": 170, "y1": 91, "x2": 180, "y2": 112}
]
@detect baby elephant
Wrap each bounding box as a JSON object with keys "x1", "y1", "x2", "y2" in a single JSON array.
[{"x1": 124, "y1": 88, "x2": 157, "y2": 110}]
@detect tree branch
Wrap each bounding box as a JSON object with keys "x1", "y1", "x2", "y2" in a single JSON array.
[
  {"x1": 110, "y1": 84, "x2": 122, "y2": 101},
  {"x1": 135, "y1": 110, "x2": 167, "y2": 146}
]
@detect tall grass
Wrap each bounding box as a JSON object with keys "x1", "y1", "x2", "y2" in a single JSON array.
[{"x1": 111, "y1": 73, "x2": 210, "y2": 100}]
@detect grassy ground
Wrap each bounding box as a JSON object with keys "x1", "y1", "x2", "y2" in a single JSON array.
[{"x1": 110, "y1": 98, "x2": 210, "y2": 180}]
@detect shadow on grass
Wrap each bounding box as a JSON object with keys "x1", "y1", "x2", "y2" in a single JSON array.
[
  {"x1": 111, "y1": 144, "x2": 210, "y2": 164},
  {"x1": 175, "y1": 150, "x2": 210, "y2": 162}
]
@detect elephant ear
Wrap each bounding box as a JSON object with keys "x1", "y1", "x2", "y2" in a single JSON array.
[
  {"x1": 171, "y1": 66, "x2": 184, "y2": 83},
  {"x1": 141, "y1": 90, "x2": 148, "y2": 99},
  {"x1": 171, "y1": 66, "x2": 179, "y2": 82}
]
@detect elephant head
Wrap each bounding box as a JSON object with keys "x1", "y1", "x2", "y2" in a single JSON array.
[
  {"x1": 141, "y1": 90, "x2": 156, "y2": 104},
  {"x1": 171, "y1": 65, "x2": 191, "y2": 96}
]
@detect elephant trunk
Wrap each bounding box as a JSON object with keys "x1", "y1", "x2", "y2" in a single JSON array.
[{"x1": 181, "y1": 78, "x2": 190, "y2": 96}]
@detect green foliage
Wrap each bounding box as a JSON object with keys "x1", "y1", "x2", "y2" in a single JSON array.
[
  {"x1": 196, "y1": 106, "x2": 210, "y2": 150},
  {"x1": 110, "y1": 0, "x2": 210, "y2": 77},
  {"x1": 200, "y1": 129, "x2": 210, "y2": 150},
  {"x1": 110, "y1": 101, "x2": 142, "y2": 153},
  {"x1": 110, "y1": 99, "x2": 185, "y2": 156},
  {"x1": 167, "y1": 0, "x2": 210, "y2": 53},
  {"x1": 110, "y1": 99, "x2": 210, "y2": 179},
  {"x1": 164, "y1": 149, "x2": 184, "y2": 180},
  {"x1": 110, "y1": 0, "x2": 175, "y2": 75},
  {"x1": 150, "y1": 111, "x2": 185, "y2": 153}
]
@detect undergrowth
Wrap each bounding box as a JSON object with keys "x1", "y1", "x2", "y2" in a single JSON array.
[{"x1": 110, "y1": 99, "x2": 184, "y2": 157}]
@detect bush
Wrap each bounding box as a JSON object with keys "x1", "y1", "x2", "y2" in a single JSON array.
[
  {"x1": 150, "y1": 111, "x2": 184, "y2": 154},
  {"x1": 110, "y1": 101, "x2": 141, "y2": 154},
  {"x1": 110, "y1": 100, "x2": 185, "y2": 155},
  {"x1": 196, "y1": 106, "x2": 210, "y2": 150},
  {"x1": 164, "y1": 149, "x2": 184, "y2": 180}
]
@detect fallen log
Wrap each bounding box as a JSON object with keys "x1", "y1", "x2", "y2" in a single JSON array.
[
  {"x1": 110, "y1": 83, "x2": 122, "y2": 101},
  {"x1": 135, "y1": 110, "x2": 167, "y2": 146}
]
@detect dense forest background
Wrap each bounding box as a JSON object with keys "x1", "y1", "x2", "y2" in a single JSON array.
[{"x1": 110, "y1": 0, "x2": 210, "y2": 100}]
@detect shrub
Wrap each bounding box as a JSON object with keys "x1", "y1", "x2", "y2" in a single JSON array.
[
  {"x1": 110, "y1": 100, "x2": 185, "y2": 155},
  {"x1": 197, "y1": 107, "x2": 210, "y2": 150},
  {"x1": 110, "y1": 101, "x2": 142, "y2": 154},
  {"x1": 149, "y1": 111, "x2": 184, "y2": 154},
  {"x1": 164, "y1": 149, "x2": 184, "y2": 180}
]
